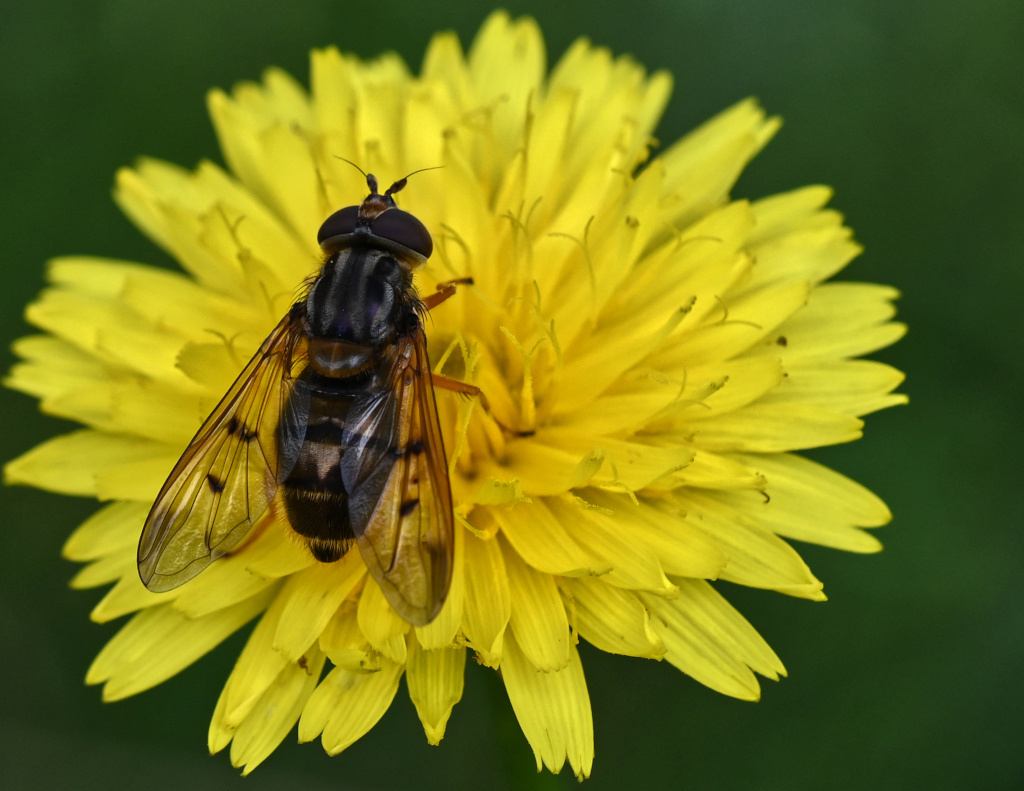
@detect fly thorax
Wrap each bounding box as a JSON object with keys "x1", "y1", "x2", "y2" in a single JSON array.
[{"x1": 307, "y1": 247, "x2": 408, "y2": 346}]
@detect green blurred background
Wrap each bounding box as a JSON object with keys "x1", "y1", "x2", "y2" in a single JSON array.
[{"x1": 2, "y1": 1, "x2": 1021, "y2": 789}]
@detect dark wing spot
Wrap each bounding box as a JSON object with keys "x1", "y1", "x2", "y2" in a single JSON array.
[
  {"x1": 400, "y1": 498, "x2": 420, "y2": 517},
  {"x1": 227, "y1": 415, "x2": 258, "y2": 442},
  {"x1": 392, "y1": 439, "x2": 426, "y2": 458},
  {"x1": 206, "y1": 473, "x2": 225, "y2": 493},
  {"x1": 776, "y1": 335, "x2": 788, "y2": 346}
]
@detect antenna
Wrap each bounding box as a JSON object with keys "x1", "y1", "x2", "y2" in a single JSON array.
[
  {"x1": 385, "y1": 165, "x2": 444, "y2": 197},
  {"x1": 335, "y1": 157, "x2": 443, "y2": 198},
  {"x1": 335, "y1": 157, "x2": 378, "y2": 195}
]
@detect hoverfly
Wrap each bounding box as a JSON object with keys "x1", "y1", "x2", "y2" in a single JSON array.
[{"x1": 138, "y1": 171, "x2": 475, "y2": 626}]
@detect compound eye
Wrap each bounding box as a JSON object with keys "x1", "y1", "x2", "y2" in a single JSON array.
[
  {"x1": 371, "y1": 209, "x2": 433, "y2": 259},
  {"x1": 317, "y1": 206, "x2": 360, "y2": 249}
]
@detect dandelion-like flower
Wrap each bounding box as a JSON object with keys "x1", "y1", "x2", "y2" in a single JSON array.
[{"x1": 5, "y1": 12, "x2": 906, "y2": 779}]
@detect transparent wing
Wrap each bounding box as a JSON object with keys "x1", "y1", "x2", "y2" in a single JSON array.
[
  {"x1": 138, "y1": 308, "x2": 309, "y2": 591},
  {"x1": 341, "y1": 326, "x2": 454, "y2": 626}
]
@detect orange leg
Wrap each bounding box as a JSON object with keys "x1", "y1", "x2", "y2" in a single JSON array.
[
  {"x1": 431, "y1": 372, "x2": 499, "y2": 428},
  {"x1": 425, "y1": 279, "x2": 529, "y2": 437},
  {"x1": 422, "y1": 277, "x2": 473, "y2": 311},
  {"x1": 424, "y1": 279, "x2": 478, "y2": 401},
  {"x1": 431, "y1": 372, "x2": 530, "y2": 436},
  {"x1": 430, "y1": 372, "x2": 485, "y2": 405}
]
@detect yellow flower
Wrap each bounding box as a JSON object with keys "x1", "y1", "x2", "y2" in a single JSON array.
[{"x1": 4, "y1": 11, "x2": 905, "y2": 780}]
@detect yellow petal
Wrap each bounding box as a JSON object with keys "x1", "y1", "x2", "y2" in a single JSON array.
[
  {"x1": 548, "y1": 37, "x2": 671, "y2": 186},
  {"x1": 502, "y1": 539, "x2": 571, "y2": 671},
  {"x1": 227, "y1": 645, "x2": 327, "y2": 775},
  {"x1": 318, "y1": 600, "x2": 362, "y2": 651},
  {"x1": 116, "y1": 159, "x2": 313, "y2": 299},
  {"x1": 310, "y1": 47, "x2": 356, "y2": 132},
  {"x1": 6, "y1": 335, "x2": 109, "y2": 402},
  {"x1": 461, "y1": 531, "x2": 510, "y2": 667},
  {"x1": 745, "y1": 210, "x2": 860, "y2": 291},
  {"x1": 70, "y1": 552, "x2": 132, "y2": 591},
  {"x1": 344, "y1": 54, "x2": 412, "y2": 177},
  {"x1": 168, "y1": 527, "x2": 297, "y2": 619},
  {"x1": 435, "y1": 135, "x2": 495, "y2": 284},
  {"x1": 770, "y1": 359, "x2": 907, "y2": 417},
  {"x1": 501, "y1": 633, "x2": 593, "y2": 780},
  {"x1": 521, "y1": 85, "x2": 578, "y2": 231},
  {"x1": 4, "y1": 429, "x2": 175, "y2": 498},
  {"x1": 718, "y1": 452, "x2": 889, "y2": 552},
  {"x1": 757, "y1": 282, "x2": 905, "y2": 361},
  {"x1": 415, "y1": 522, "x2": 466, "y2": 650},
  {"x1": 34, "y1": 375, "x2": 202, "y2": 445},
  {"x1": 693, "y1": 401, "x2": 865, "y2": 453},
  {"x1": 63, "y1": 501, "x2": 147, "y2": 562},
  {"x1": 406, "y1": 638, "x2": 466, "y2": 744},
  {"x1": 468, "y1": 11, "x2": 546, "y2": 164},
  {"x1": 209, "y1": 584, "x2": 296, "y2": 734},
  {"x1": 297, "y1": 660, "x2": 404, "y2": 754},
  {"x1": 662, "y1": 356, "x2": 785, "y2": 423},
  {"x1": 24, "y1": 287, "x2": 192, "y2": 386},
  {"x1": 356, "y1": 573, "x2": 410, "y2": 665},
  {"x1": 672, "y1": 491, "x2": 825, "y2": 600},
  {"x1": 549, "y1": 374, "x2": 682, "y2": 435},
  {"x1": 420, "y1": 31, "x2": 471, "y2": 108},
  {"x1": 87, "y1": 588, "x2": 273, "y2": 701},
  {"x1": 275, "y1": 553, "x2": 366, "y2": 662},
  {"x1": 652, "y1": 280, "x2": 811, "y2": 367},
  {"x1": 47, "y1": 256, "x2": 262, "y2": 341},
  {"x1": 318, "y1": 601, "x2": 382, "y2": 673},
  {"x1": 492, "y1": 498, "x2": 608, "y2": 577},
  {"x1": 91, "y1": 572, "x2": 179, "y2": 623},
  {"x1": 235, "y1": 515, "x2": 315, "y2": 579},
  {"x1": 581, "y1": 490, "x2": 729, "y2": 580},
  {"x1": 206, "y1": 67, "x2": 334, "y2": 246},
  {"x1": 594, "y1": 200, "x2": 754, "y2": 339},
  {"x1": 642, "y1": 579, "x2": 785, "y2": 701},
  {"x1": 672, "y1": 449, "x2": 767, "y2": 491},
  {"x1": 488, "y1": 431, "x2": 695, "y2": 495},
  {"x1": 557, "y1": 296, "x2": 698, "y2": 413},
  {"x1": 747, "y1": 185, "x2": 835, "y2": 245},
  {"x1": 563, "y1": 577, "x2": 664, "y2": 658},
  {"x1": 546, "y1": 496, "x2": 678, "y2": 595},
  {"x1": 95, "y1": 453, "x2": 181, "y2": 501},
  {"x1": 660, "y1": 98, "x2": 780, "y2": 229}
]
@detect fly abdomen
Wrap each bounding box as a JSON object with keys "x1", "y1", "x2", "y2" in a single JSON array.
[{"x1": 280, "y1": 377, "x2": 360, "y2": 562}]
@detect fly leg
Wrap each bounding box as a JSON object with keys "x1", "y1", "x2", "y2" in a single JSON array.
[
  {"x1": 431, "y1": 372, "x2": 484, "y2": 402},
  {"x1": 430, "y1": 373, "x2": 529, "y2": 437},
  {"x1": 422, "y1": 278, "x2": 473, "y2": 311},
  {"x1": 424, "y1": 278, "x2": 530, "y2": 437}
]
